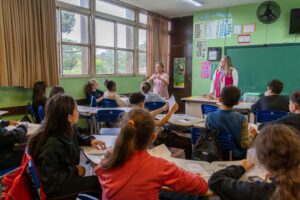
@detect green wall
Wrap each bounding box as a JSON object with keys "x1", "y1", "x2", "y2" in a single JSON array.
[
  {"x1": 0, "y1": 76, "x2": 144, "y2": 109},
  {"x1": 192, "y1": 0, "x2": 300, "y2": 96}
]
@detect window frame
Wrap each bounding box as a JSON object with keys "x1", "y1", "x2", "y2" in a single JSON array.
[{"x1": 56, "y1": 0, "x2": 148, "y2": 77}]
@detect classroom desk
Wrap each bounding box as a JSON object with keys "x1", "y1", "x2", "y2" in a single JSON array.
[
  {"x1": 78, "y1": 105, "x2": 131, "y2": 134},
  {"x1": 0, "y1": 110, "x2": 8, "y2": 116},
  {"x1": 155, "y1": 114, "x2": 204, "y2": 127},
  {"x1": 181, "y1": 96, "x2": 254, "y2": 122}
]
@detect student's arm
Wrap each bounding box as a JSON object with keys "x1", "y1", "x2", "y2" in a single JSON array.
[
  {"x1": 115, "y1": 93, "x2": 128, "y2": 107},
  {"x1": 159, "y1": 73, "x2": 169, "y2": 86},
  {"x1": 147, "y1": 74, "x2": 155, "y2": 82},
  {"x1": 209, "y1": 70, "x2": 217, "y2": 95},
  {"x1": 155, "y1": 103, "x2": 178, "y2": 127},
  {"x1": 150, "y1": 102, "x2": 169, "y2": 117},
  {"x1": 0, "y1": 120, "x2": 9, "y2": 128},
  {"x1": 209, "y1": 165, "x2": 273, "y2": 200},
  {"x1": 0, "y1": 125, "x2": 27, "y2": 148},
  {"x1": 250, "y1": 99, "x2": 262, "y2": 113},
  {"x1": 232, "y1": 68, "x2": 238, "y2": 86},
  {"x1": 240, "y1": 118, "x2": 252, "y2": 148},
  {"x1": 74, "y1": 125, "x2": 95, "y2": 146}
]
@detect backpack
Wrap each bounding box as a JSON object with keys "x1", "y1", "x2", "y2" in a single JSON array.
[
  {"x1": 192, "y1": 128, "x2": 223, "y2": 162},
  {"x1": 1, "y1": 150, "x2": 47, "y2": 200}
]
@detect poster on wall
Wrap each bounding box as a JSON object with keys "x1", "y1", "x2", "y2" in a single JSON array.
[
  {"x1": 234, "y1": 25, "x2": 242, "y2": 34},
  {"x1": 205, "y1": 20, "x2": 218, "y2": 39},
  {"x1": 173, "y1": 58, "x2": 185, "y2": 88},
  {"x1": 194, "y1": 22, "x2": 206, "y2": 39},
  {"x1": 238, "y1": 34, "x2": 251, "y2": 44},
  {"x1": 243, "y1": 24, "x2": 256, "y2": 33},
  {"x1": 218, "y1": 18, "x2": 232, "y2": 38},
  {"x1": 201, "y1": 61, "x2": 211, "y2": 79},
  {"x1": 196, "y1": 40, "x2": 207, "y2": 58}
]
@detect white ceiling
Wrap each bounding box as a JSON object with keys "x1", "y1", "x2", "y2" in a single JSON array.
[{"x1": 120, "y1": 0, "x2": 267, "y2": 18}]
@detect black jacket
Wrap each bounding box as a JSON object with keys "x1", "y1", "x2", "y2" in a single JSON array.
[
  {"x1": 251, "y1": 95, "x2": 289, "y2": 113},
  {"x1": 36, "y1": 126, "x2": 95, "y2": 195},
  {"x1": 208, "y1": 165, "x2": 276, "y2": 200},
  {"x1": 258, "y1": 113, "x2": 300, "y2": 135},
  {"x1": 0, "y1": 120, "x2": 27, "y2": 166}
]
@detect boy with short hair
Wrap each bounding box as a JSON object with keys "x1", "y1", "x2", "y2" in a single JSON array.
[
  {"x1": 251, "y1": 79, "x2": 289, "y2": 113},
  {"x1": 206, "y1": 86, "x2": 252, "y2": 159}
]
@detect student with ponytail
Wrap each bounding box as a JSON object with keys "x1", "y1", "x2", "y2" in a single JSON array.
[
  {"x1": 95, "y1": 108, "x2": 208, "y2": 200},
  {"x1": 103, "y1": 79, "x2": 128, "y2": 107},
  {"x1": 208, "y1": 124, "x2": 300, "y2": 200}
]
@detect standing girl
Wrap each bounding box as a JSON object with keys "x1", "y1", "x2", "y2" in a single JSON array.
[
  {"x1": 147, "y1": 61, "x2": 169, "y2": 99},
  {"x1": 29, "y1": 94, "x2": 103, "y2": 199},
  {"x1": 95, "y1": 108, "x2": 208, "y2": 200},
  {"x1": 210, "y1": 56, "x2": 238, "y2": 98}
]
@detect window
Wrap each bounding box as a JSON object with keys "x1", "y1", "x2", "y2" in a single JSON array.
[
  {"x1": 58, "y1": 0, "x2": 89, "y2": 8},
  {"x1": 96, "y1": 1, "x2": 135, "y2": 21},
  {"x1": 138, "y1": 29, "x2": 147, "y2": 74},
  {"x1": 139, "y1": 12, "x2": 147, "y2": 24},
  {"x1": 60, "y1": 11, "x2": 89, "y2": 75},
  {"x1": 56, "y1": 0, "x2": 147, "y2": 76}
]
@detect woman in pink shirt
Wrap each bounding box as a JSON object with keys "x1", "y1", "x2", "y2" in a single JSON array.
[
  {"x1": 210, "y1": 56, "x2": 238, "y2": 98},
  {"x1": 147, "y1": 62, "x2": 170, "y2": 99},
  {"x1": 95, "y1": 108, "x2": 208, "y2": 200}
]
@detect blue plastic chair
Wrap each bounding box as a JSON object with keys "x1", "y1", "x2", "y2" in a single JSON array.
[
  {"x1": 96, "y1": 109, "x2": 124, "y2": 128},
  {"x1": 144, "y1": 102, "x2": 166, "y2": 112},
  {"x1": 27, "y1": 103, "x2": 45, "y2": 123},
  {"x1": 201, "y1": 104, "x2": 219, "y2": 118},
  {"x1": 255, "y1": 110, "x2": 288, "y2": 123},
  {"x1": 37, "y1": 105, "x2": 45, "y2": 122},
  {"x1": 88, "y1": 95, "x2": 97, "y2": 107},
  {"x1": 102, "y1": 99, "x2": 118, "y2": 108}
]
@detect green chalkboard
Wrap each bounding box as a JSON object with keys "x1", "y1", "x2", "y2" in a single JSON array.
[{"x1": 225, "y1": 44, "x2": 300, "y2": 95}]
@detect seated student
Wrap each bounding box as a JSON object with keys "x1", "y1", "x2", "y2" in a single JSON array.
[
  {"x1": 0, "y1": 120, "x2": 27, "y2": 170},
  {"x1": 208, "y1": 124, "x2": 300, "y2": 200},
  {"x1": 95, "y1": 108, "x2": 208, "y2": 200},
  {"x1": 251, "y1": 79, "x2": 289, "y2": 113},
  {"x1": 32, "y1": 81, "x2": 47, "y2": 123},
  {"x1": 206, "y1": 86, "x2": 252, "y2": 159},
  {"x1": 250, "y1": 91, "x2": 300, "y2": 136},
  {"x1": 140, "y1": 81, "x2": 166, "y2": 102},
  {"x1": 129, "y1": 92, "x2": 192, "y2": 159},
  {"x1": 103, "y1": 80, "x2": 128, "y2": 107},
  {"x1": 28, "y1": 94, "x2": 106, "y2": 199},
  {"x1": 84, "y1": 79, "x2": 104, "y2": 106},
  {"x1": 49, "y1": 86, "x2": 65, "y2": 99}
]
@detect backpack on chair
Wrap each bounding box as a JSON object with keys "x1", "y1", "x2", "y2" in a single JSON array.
[
  {"x1": 192, "y1": 128, "x2": 223, "y2": 162},
  {"x1": 1, "y1": 149, "x2": 46, "y2": 200}
]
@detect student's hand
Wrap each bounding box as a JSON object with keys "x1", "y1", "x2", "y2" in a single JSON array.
[
  {"x1": 209, "y1": 92, "x2": 214, "y2": 99},
  {"x1": 264, "y1": 172, "x2": 272, "y2": 181},
  {"x1": 162, "y1": 102, "x2": 170, "y2": 111},
  {"x1": 248, "y1": 125, "x2": 258, "y2": 139},
  {"x1": 96, "y1": 97, "x2": 104, "y2": 103},
  {"x1": 91, "y1": 139, "x2": 106, "y2": 150},
  {"x1": 9, "y1": 120, "x2": 18, "y2": 126},
  {"x1": 240, "y1": 160, "x2": 254, "y2": 172},
  {"x1": 76, "y1": 165, "x2": 86, "y2": 176}
]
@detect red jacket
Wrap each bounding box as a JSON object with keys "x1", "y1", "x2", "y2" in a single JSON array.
[{"x1": 95, "y1": 151, "x2": 208, "y2": 200}]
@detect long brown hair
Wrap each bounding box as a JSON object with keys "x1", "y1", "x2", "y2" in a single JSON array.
[
  {"x1": 255, "y1": 124, "x2": 300, "y2": 200},
  {"x1": 101, "y1": 108, "x2": 155, "y2": 170},
  {"x1": 221, "y1": 56, "x2": 233, "y2": 75},
  {"x1": 28, "y1": 94, "x2": 76, "y2": 161},
  {"x1": 32, "y1": 81, "x2": 47, "y2": 110}
]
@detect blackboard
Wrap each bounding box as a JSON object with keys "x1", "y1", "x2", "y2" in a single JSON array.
[{"x1": 225, "y1": 44, "x2": 300, "y2": 95}]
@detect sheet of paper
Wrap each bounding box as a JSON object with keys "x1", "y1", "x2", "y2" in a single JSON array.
[
  {"x1": 148, "y1": 144, "x2": 171, "y2": 159},
  {"x1": 186, "y1": 163, "x2": 211, "y2": 177},
  {"x1": 169, "y1": 95, "x2": 176, "y2": 111},
  {"x1": 86, "y1": 149, "x2": 108, "y2": 155}
]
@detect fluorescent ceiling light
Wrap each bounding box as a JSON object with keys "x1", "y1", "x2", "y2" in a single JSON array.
[{"x1": 183, "y1": 0, "x2": 203, "y2": 7}]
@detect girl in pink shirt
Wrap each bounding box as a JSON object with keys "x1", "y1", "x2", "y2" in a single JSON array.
[
  {"x1": 148, "y1": 62, "x2": 170, "y2": 99},
  {"x1": 95, "y1": 108, "x2": 208, "y2": 200}
]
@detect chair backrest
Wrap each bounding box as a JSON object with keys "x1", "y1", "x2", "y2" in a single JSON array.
[
  {"x1": 256, "y1": 110, "x2": 289, "y2": 123},
  {"x1": 89, "y1": 95, "x2": 97, "y2": 107},
  {"x1": 96, "y1": 110, "x2": 124, "y2": 123},
  {"x1": 144, "y1": 102, "x2": 166, "y2": 111},
  {"x1": 27, "y1": 103, "x2": 37, "y2": 122},
  {"x1": 201, "y1": 104, "x2": 219, "y2": 118},
  {"x1": 102, "y1": 99, "x2": 118, "y2": 108},
  {"x1": 27, "y1": 103, "x2": 45, "y2": 123},
  {"x1": 37, "y1": 105, "x2": 45, "y2": 123}
]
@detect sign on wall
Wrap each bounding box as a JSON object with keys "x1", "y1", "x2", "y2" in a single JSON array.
[{"x1": 173, "y1": 58, "x2": 185, "y2": 88}]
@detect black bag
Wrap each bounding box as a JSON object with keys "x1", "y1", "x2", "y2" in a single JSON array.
[{"x1": 192, "y1": 128, "x2": 223, "y2": 162}]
